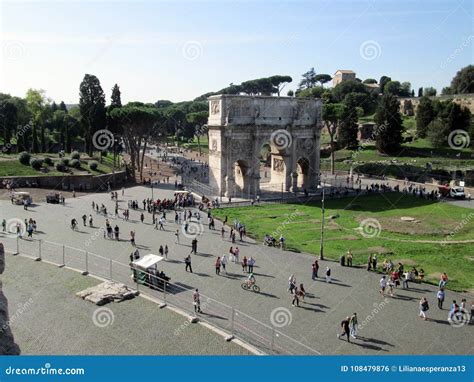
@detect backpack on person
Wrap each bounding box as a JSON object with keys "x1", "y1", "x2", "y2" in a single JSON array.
[{"x1": 422, "y1": 301, "x2": 429, "y2": 311}]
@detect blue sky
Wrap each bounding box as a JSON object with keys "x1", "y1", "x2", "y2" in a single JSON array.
[{"x1": 0, "y1": 0, "x2": 472, "y2": 104}]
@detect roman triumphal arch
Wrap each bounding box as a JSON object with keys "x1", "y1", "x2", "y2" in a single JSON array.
[{"x1": 207, "y1": 95, "x2": 323, "y2": 198}]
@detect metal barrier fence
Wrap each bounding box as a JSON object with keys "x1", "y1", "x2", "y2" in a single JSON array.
[{"x1": 0, "y1": 233, "x2": 320, "y2": 355}]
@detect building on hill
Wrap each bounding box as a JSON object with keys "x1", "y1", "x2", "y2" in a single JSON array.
[{"x1": 333, "y1": 70, "x2": 356, "y2": 86}]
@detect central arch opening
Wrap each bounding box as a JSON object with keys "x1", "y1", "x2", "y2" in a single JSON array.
[
  {"x1": 296, "y1": 157, "x2": 310, "y2": 190},
  {"x1": 233, "y1": 159, "x2": 251, "y2": 194}
]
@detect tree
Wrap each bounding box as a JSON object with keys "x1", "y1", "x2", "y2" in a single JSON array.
[
  {"x1": 296, "y1": 86, "x2": 324, "y2": 99},
  {"x1": 384, "y1": 81, "x2": 401, "y2": 96},
  {"x1": 411, "y1": 89, "x2": 415, "y2": 97},
  {"x1": 79, "y1": 74, "x2": 106, "y2": 156},
  {"x1": 109, "y1": 104, "x2": 164, "y2": 181},
  {"x1": 374, "y1": 94, "x2": 403, "y2": 154},
  {"x1": 440, "y1": 101, "x2": 471, "y2": 133},
  {"x1": 379, "y1": 76, "x2": 391, "y2": 94},
  {"x1": 59, "y1": 101, "x2": 68, "y2": 113},
  {"x1": 332, "y1": 80, "x2": 368, "y2": 102},
  {"x1": 322, "y1": 103, "x2": 345, "y2": 174},
  {"x1": 418, "y1": 87, "x2": 423, "y2": 97},
  {"x1": 268, "y1": 75, "x2": 292, "y2": 95},
  {"x1": 10, "y1": 97, "x2": 31, "y2": 152},
  {"x1": 363, "y1": 78, "x2": 377, "y2": 84},
  {"x1": 0, "y1": 99, "x2": 18, "y2": 153},
  {"x1": 426, "y1": 119, "x2": 450, "y2": 148},
  {"x1": 416, "y1": 97, "x2": 434, "y2": 138},
  {"x1": 187, "y1": 111, "x2": 209, "y2": 155},
  {"x1": 298, "y1": 67, "x2": 317, "y2": 89},
  {"x1": 339, "y1": 94, "x2": 360, "y2": 149},
  {"x1": 25, "y1": 89, "x2": 48, "y2": 153},
  {"x1": 424, "y1": 87, "x2": 437, "y2": 97},
  {"x1": 441, "y1": 86, "x2": 453, "y2": 95},
  {"x1": 450, "y1": 65, "x2": 474, "y2": 94},
  {"x1": 110, "y1": 84, "x2": 122, "y2": 108},
  {"x1": 314, "y1": 74, "x2": 332, "y2": 87},
  {"x1": 287, "y1": 90, "x2": 294, "y2": 97},
  {"x1": 400, "y1": 82, "x2": 412, "y2": 97}
]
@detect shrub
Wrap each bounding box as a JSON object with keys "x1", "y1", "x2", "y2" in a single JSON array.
[
  {"x1": 43, "y1": 157, "x2": 53, "y2": 166},
  {"x1": 55, "y1": 162, "x2": 66, "y2": 172},
  {"x1": 70, "y1": 151, "x2": 80, "y2": 160},
  {"x1": 61, "y1": 158, "x2": 69, "y2": 167},
  {"x1": 69, "y1": 159, "x2": 81, "y2": 169},
  {"x1": 89, "y1": 161, "x2": 98, "y2": 171},
  {"x1": 18, "y1": 151, "x2": 31, "y2": 165},
  {"x1": 29, "y1": 158, "x2": 43, "y2": 170}
]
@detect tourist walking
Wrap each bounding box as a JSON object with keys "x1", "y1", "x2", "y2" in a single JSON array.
[
  {"x1": 164, "y1": 245, "x2": 168, "y2": 260},
  {"x1": 130, "y1": 230, "x2": 136, "y2": 246},
  {"x1": 325, "y1": 267, "x2": 332, "y2": 283},
  {"x1": 298, "y1": 284, "x2": 306, "y2": 301},
  {"x1": 346, "y1": 250, "x2": 353, "y2": 267},
  {"x1": 234, "y1": 247, "x2": 240, "y2": 263},
  {"x1": 292, "y1": 287, "x2": 300, "y2": 307},
  {"x1": 185, "y1": 255, "x2": 193, "y2": 273},
  {"x1": 311, "y1": 261, "x2": 318, "y2": 280},
  {"x1": 193, "y1": 289, "x2": 201, "y2": 313},
  {"x1": 349, "y1": 313, "x2": 358, "y2": 339},
  {"x1": 367, "y1": 254, "x2": 372, "y2": 271},
  {"x1": 448, "y1": 300, "x2": 459, "y2": 321},
  {"x1": 221, "y1": 253, "x2": 227, "y2": 273},
  {"x1": 215, "y1": 256, "x2": 221, "y2": 275},
  {"x1": 419, "y1": 297, "x2": 429, "y2": 320},
  {"x1": 337, "y1": 317, "x2": 351, "y2": 342},
  {"x1": 241, "y1": 256, "x2": 248, "y2": 273},
  {"x1": 288, "y1": 275, "x2": 296, "y2": 293},
  {"x1": 191, "y1": 238, "x2": 198, "y2": 254},
  {"x1": 175, "y1": 229, "x2": 180, "y2": 244},
  {"x1": 82, "y1": 214, "x2": 87, "y2": 226},
  {"x1": 437, "y1": 289, "x2": 445, "y2": 309},
  {"x1": 379, "y1": 275, "x2": 387, "y2": 296},
  {"x1": 248, "y1": 256, "x2": 255, "y2": 273}
]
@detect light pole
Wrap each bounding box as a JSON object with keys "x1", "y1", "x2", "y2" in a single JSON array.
[{"x1": 319, "y1": 175, "x2": 325, "y2": 260}]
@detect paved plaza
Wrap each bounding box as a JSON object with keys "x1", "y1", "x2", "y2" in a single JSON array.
[
  {"x1": 1, "y1": 253, "x2": 250, "y2": 355},
  {"x1": 0, "y1": 185, "x2": 473, "y2": 355}
]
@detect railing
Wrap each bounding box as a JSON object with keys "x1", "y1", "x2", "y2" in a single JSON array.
[{"x1": 0, "y1": 233, "x2": 320, "y2": 355}]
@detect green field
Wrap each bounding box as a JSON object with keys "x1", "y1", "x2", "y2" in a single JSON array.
[
  {"x1": 320, "y1": 138, "x2": 474, "y2": 174},
  {"x1": 0, "y1": 153, "x2": 122, "y2": 177},
  {"x1": 213, "y1": 193, "x2": 474, "y2": 292}
]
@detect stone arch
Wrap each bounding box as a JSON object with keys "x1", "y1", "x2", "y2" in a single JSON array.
[
  {"x1": 233, "y1": 159, "x2": 252, "y2": 194},
  {"x1": 296, "y1": 157, "x2": 310, "y2": 190}
]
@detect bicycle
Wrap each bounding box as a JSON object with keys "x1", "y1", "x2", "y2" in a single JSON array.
[{"x1": 241, "y1": 280, "x2": 260, "y2": 293}]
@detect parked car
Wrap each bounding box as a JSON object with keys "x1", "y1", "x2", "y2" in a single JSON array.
[
  {"x1": 12, "y1": 191, "x2": 32, "y2": 205},
  {"x1": 46, "y1": 192, "x2": 61, "y2": 204}
]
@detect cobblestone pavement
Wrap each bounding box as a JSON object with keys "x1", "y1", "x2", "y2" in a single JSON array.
[
  {"x1": 1, "y1": 254, "x2": 250, "y2": 355},
  {"x1": 0, "y1": 185, "x2": 472, "y2": 355}
]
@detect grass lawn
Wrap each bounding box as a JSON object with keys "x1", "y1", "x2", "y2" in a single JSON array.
[
  {"x1": 183, "y1": 136, "x2": 209, "y2": 154},
  {"x1": 213, "y1": 193, "x2": 474, "y2": 292},
  {"x1": 321, "y1": 139, "x2": 474, "y2": 173},
  {"x1": 0, "y1": 153, "x2": 123, "y2": 177},
  {"x1": 0, "y1": 160, "x2": 62, "y2": 176}
]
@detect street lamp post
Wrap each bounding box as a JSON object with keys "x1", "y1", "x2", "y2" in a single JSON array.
[{"x1": 319, "y1": 177, "x2": 325, "y2": 260}]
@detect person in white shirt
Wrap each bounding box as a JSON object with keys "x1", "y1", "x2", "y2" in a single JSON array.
[{"x1": 379, "y1": 275, "x2": 387, "y2": 296}]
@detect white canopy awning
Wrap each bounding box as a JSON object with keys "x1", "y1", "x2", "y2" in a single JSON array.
[{"x1": 132, "y1": 254, "x2": 163, "y2": 270}]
